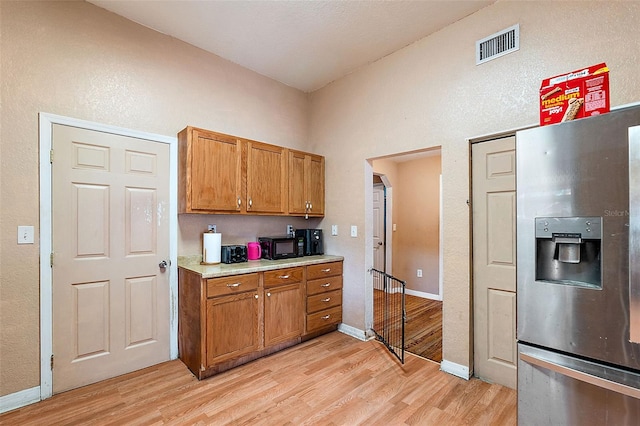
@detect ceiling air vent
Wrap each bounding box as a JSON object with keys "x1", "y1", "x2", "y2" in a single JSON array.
[{"x1": 476, "y1": 24, "x2": 520, "y2": 65}]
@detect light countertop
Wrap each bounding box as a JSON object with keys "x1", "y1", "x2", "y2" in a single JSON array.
[{"x1": 178, "y1": 254, "x2": 344, "y2": 279}]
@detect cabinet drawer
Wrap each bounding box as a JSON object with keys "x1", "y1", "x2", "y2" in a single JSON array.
[
  {"x1": 307, "y1": 289, "x2": 342, "y2": 314},
  {"x1": 307, "y1": 275, "x2": 342, "y2": 295},
  {"x1": 264, "y1": 267, "x2": 304, "y2": 288},
  {"x1": 307, "y1": 306, "x2": 342, "y2": 332},
  {"x1": 206, "y1": 273, "x2": 259, "y2": 298},
  {"x1": 307, "y1": 261, "x2": 342, "y2": 280}
]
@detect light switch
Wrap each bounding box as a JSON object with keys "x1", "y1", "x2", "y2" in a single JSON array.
[
  {"x1": 18, "y1": 226, "x2": 35, "y2": 244},
  {"x1": 331, "y1": 225, "x2": 338, "y2": 236},
  {"x1": 350, "y1": 225, "x2": 358, "y2": 237}
]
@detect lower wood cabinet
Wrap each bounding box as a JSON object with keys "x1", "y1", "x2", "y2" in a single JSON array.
[
  {"x1": 263, "y1": 267, "x2": 304, "y2": 347},
  {"x1": 305, "y1": 261, "x2": 343, "y2": 334},
  {"x1": 178, "y1": 260, "x2": 342, "y2": 380},
  {"x1": 206, "y1": 290, "x2": 259, "y2": 365}
]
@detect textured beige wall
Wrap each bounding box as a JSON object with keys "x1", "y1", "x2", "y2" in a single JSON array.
[
  {"x1": 4, "y1": 0, "x2": 640, "y2": 399},
  {"x1": 0, "y1": 1, "x2": 309, "y2": 397},
  {"x1": 395, "y1": 155, "x2": 441, "y2": 295},
  {"x1": 311, "y1": 0, "x2": 640, "y2": 369}
]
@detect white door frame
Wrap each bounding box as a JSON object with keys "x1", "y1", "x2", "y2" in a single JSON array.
[{"x1": 39, "y1": 113, "x2": 178, "y2": 399}]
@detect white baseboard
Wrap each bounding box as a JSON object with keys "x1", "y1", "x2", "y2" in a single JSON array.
[
  {"x1": 405, "y1": 288, "x2": 442, "y2": 301},
  {"x1": 337, "y1": 323, "x2": 368, "y2": 341},
  {"x1": 0, "y1": 386, "x2": 40, "y2": 414},
  {"x1": 440, "y1": 360, "x2": 471, "y2": 380}
]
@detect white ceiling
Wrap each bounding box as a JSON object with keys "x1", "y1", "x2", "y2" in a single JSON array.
[{"x1": 88, "y1": 0, "x2": 493, "y2": 92}]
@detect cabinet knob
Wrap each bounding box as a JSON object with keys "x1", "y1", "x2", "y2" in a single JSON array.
[
  {"x1": 237, "y1": 197, "x2": 242, "y2": 207},
  {"x1": 248, "y1": 198, "x2": 252, "y2": 209},
  {"x1": 267, "y1": 292, "x2": 271, "y2": 297},
  {"x1": 254, "y1": 294, "x2": 259, "y2": 299}
]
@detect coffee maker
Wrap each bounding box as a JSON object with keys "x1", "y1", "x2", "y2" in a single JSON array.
[{"x1": 295, "y1": 229, "x2": 324, "y2": 256}]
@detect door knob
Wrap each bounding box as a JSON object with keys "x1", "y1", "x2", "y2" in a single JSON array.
[
  {"x1": 377, "y1": 242, "x2": 383, "y2": 246},
  {"x1": 159, "y1": 260, "x2": 170, "y2": 269}
]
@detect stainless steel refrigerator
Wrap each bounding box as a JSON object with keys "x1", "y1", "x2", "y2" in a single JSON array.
[{"x1": 516, "y1": 105, "x2": 640, "y2": 425}]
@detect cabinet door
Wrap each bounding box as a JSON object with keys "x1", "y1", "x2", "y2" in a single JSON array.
[
  {"x1": 206, "y1": 291, "x2": 259, "y2": 366},
  {"x1": 246, "y1": 141, "x2": 287, "y2": 214},
  {"x1": 288, "y1": 151, "x2": 307, "y2": 215},
  {"x1": 306, "y1": 154, "x2": 325, "y2": 217},
  {"x1": 190, "y1": 129, "x2": 242, "y2": 212},
  {"x1": 264, "y1": 283, "x2": 303, "y2": 347},
  {"x1": 288, "y1": 150, "x2": 325, "y2": 217}
]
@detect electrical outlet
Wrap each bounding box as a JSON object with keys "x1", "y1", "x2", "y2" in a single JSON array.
[
  {"x1": 350, "y1": 225, "x2": 358, "y2": 237},
  {"x1": 18, "y1": 225, "x2": 34, "y2": 244},
  {"x1": 287, "y1": 224, "x2": 294, "y2": 235},
  {"x1": 417, "y1": 269, "x2": 423, "y2": 278},
  {"x1": 331, "y1": 225, "x2": 338, "y2": 236},
  {"x1": 207, "y1": 224, "x2": 216, "y2": 232}
]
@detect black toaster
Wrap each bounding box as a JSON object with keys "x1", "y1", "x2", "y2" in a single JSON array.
[{"x1": 220, "y1": 245, "x2": 248, "y2": 264}]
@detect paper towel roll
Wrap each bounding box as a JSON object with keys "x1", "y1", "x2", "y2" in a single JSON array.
[{"x1": 202, "y1": 232, "x2": 221, "y2": 264}]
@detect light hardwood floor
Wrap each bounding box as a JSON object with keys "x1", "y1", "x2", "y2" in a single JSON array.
[
  {"x1": 0, "y1": 332, "x2": 516, "y2": 425},
  {"x1": 404, "y1": 295, "x2": 442, "y2": 363}
]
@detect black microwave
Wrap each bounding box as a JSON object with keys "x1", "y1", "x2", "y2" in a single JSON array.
[{"x1": 258, "y1": 235, "x2": 304, "y2": 260}]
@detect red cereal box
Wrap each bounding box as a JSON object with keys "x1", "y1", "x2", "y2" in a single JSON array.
[{"x1": 539, "y1": 63, "x2": 609, "y2": 126}]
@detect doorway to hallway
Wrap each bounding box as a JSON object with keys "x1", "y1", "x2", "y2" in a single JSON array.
[{"x1": 370, "y1": 148, "x2": 442, "y2": 363}]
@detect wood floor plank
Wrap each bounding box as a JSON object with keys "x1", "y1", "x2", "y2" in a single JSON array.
[
  {"x1": 0, "y1": 332, "x2": 515, "y2": 425},
  {"x1": 374, "y1": 290, "x2": 442, "y2": 362}
]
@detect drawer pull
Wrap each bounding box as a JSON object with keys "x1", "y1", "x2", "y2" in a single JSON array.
[
  {"x1": 322, "y1": 315, "x2": 331, "y2": 320},
  {"x1": 321, "y1": 283, "x2": 331, "y2": 288},
  {"x1": 321, "y1": 298, "x2": 331, "y2": 302},
  {"x1": 321, "y1": 268, "x2": 331, "y2": 273},
  {"x1": 279, "y1": 275, "x2": 290, "y2": 279},
  {"x1": 227, "y1": 283, "x2": 241, "y2": 288}
]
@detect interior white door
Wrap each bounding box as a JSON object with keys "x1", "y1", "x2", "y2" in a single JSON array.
[
  {"x1": 373, "y1": 184, "x2": 385, "y2": 271},
  {"x1": 472, "y1": 136, "x2": 517, "y2": 389},
  {"x1": 52, "y1": 124, "x2": 171, "y2": 393}
]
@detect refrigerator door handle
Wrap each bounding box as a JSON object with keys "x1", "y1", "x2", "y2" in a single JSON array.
[
  {"x1": 520, "y1": 352, "x2": 640, "y2": 400},
  {"x1": 629, "y1": 125, "x2": 640, "y2": 344}
]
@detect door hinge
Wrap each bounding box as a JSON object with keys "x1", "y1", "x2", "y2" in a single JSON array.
[
  {"x1": 50, "y1": 149, "x2": 54, "y2": 163},
  {"x1": 50, "y1": 252, "x2": 54, "y2": 267},
  {"x1": 50, "y1": 354, "x2": 54, "y2": 370}
]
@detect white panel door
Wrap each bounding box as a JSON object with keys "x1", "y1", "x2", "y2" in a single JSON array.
[
  {"x1": 472, "y1": 136, "x2": 517, "y2": 389},
  {"x1": 373, "y1": 184, "x2": 385, "y2": 271},
  {"x1": 52, "y1": 124, "x2": 170, "y2": 393}
]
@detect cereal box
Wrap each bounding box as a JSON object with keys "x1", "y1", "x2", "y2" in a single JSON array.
[{"x1": 539, "y1": 63, "x2": 609, "y2": 126}]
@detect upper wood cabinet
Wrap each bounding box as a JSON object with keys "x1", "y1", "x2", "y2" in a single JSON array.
[
  {"x1": 178, "y1": 127, "x2": 243, "y2": 213},
  {"x1": 179, "y1": 127, "x2": 287, "y2": 215},
  {"x1": 288, "y1": 150, "x2": 325, "y2": 217},
  {"x1": 246, "y1": 141, "x2": 287, "y2": 214},
  {"x1": 179, "y1": 126, "x2": 324, "y2": 216}
]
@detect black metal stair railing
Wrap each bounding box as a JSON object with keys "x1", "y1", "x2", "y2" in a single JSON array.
[{"x1": 371, "y1": 268, "x2": 406, "y2": 364}]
